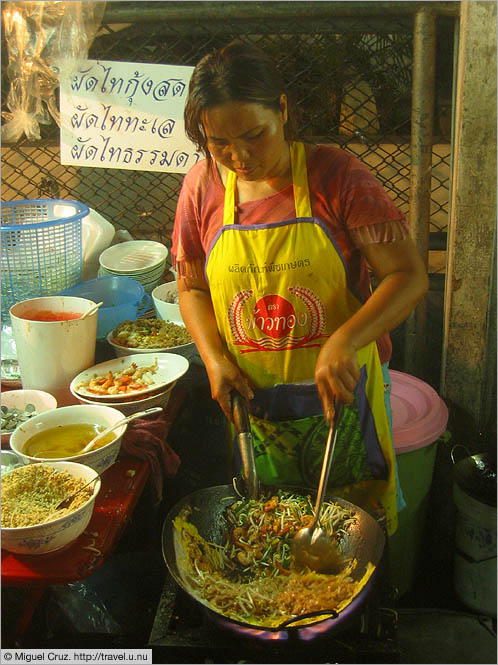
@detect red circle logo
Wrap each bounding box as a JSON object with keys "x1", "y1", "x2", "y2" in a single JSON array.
[{"x1": 253, "y1": 295, "x2": 296, "y2": 339}]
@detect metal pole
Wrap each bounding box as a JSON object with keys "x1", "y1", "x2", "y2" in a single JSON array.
[
  {"x1": 102, "y1": 1, "x2": 460, "y2": 24},
  {"x1": 404, "y1": 6, "x2": 436, "y2": 378}
]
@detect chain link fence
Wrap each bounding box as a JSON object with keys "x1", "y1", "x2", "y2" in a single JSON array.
[{"x1": 2, "y1": 2, "x2": 454, "y2": 276}]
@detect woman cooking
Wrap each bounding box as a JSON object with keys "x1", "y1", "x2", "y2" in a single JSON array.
[{"x1": 171, "y1": 41, "x2": 428, "y2": 536}]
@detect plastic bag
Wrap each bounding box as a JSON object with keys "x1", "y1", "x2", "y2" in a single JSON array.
[
  {"x1": 1, "y1": 325, "x2": 17, "y2": 360},
  {"x1": 46, "y1": 551, "x2": 165, "y2": 638},
  {"x1": 47, "y1": 581, "x2": 123, "y2": 635},
  {"x1": 1, "y1": 1, "x2": 105, "y2": 143}
]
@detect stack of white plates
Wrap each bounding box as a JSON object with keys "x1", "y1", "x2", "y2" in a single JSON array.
[{"x1": 98, "y1": 240, "x2": 168, "y2": 294}]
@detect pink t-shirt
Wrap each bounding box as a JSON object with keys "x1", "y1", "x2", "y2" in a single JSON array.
[{"x1": 171, "y1": 143, "x2": 409, "y2": 364}]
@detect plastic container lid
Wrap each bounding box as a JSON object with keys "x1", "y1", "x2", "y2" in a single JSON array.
[{"x1": 390, "y1": 370, "x2": 449, "y2": 454}]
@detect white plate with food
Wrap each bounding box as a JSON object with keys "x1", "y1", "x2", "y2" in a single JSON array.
[
  {"x1": 70, "y1": 353, "x2": 189, "y2": 401},
  {"x1": 107, "y1": 317, "x2": 192, "y2": 350}
]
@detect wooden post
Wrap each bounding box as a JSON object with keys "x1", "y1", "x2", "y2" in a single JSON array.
[{"x1": 440, "y1": 1, "x2": 497, "y2": 442}]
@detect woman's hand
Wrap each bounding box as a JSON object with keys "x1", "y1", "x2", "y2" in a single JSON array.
[
  {"x1": 177, "y1": 274, "x2": 253, "y2": 420},
  {"x1": 315, "y1": 330, "x2": 360, "y2": 419},
  {"x1": 204, "y1": 354, "x2": 254, "y2": 422},
  {"x1": 315, "y1": 236, "x2": 428, "y2": 420}
]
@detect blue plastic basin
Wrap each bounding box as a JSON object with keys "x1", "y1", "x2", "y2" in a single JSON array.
[{"x1": 61, "y1": 276, "x2": 151, "y2": 339}]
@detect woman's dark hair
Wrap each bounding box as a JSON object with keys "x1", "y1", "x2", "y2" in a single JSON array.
[{"x1": 184, "y1": 41, "x2": 296, "y2": 158}]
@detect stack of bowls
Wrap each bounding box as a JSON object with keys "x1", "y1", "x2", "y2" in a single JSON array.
[{"x1": 98, "y1": 241, "x2": 168, "y2": 295}]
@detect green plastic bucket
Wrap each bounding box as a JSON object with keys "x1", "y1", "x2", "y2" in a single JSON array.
[{"x1": 388, "y1": 370, "x2": 449, "y2": 598}]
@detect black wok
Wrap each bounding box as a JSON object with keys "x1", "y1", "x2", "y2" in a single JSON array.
[
  {"x1": 161, "y1": 391, "x2": 386, "y2": 635},
  {"x1": 162, "y1": 482, "x2": 385, "y2": 635}
]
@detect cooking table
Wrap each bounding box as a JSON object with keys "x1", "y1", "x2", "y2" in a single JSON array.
[
  {"x1": 1, "y1": 382, "x2": 188, "y2": 645},
  {"x1": 1, "y1": 454, "x2": 150, "y2": 586}
]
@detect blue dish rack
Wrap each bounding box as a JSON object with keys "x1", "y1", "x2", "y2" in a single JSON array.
[{"x1": 1, "y1": 199, "x2": 88, "y2": 321}]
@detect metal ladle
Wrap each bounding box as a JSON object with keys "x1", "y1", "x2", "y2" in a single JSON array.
[
  {"x1": 80, "y1": 406, "x2": 163, "y2": 453},
  {"x1": 46, "y1": 407, "x2": 163, "y2": 514},
  {"x1": 292, "y1": 401, "x2": 345, "y2": 573}
]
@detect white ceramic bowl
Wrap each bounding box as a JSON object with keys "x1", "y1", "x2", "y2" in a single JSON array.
[
  {"x1": 107, "y1": 330, "x2": 197, "y2": 361},
  {"x1": 152, "y1": 281, "x2": 183, "y2": 324},
  {"x1": 10, "y1": 404, "x2": 127, "y2": 474},
  {"x1": 1, "y1": 389, "x2": 58, "y2": 447},
  {"x1": 71, "y1": 381, "x2": 176, "y2": 416},
  {"x1": 1, "y1": 460, "x2": 101, "y2": 555}
]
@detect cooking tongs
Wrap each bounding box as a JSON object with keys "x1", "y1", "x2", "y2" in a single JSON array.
[
  {"x1": 231, "y1": 390, "x2": 260, "y2": 499},
  {"x1": 291, "y1": 401, "x2": 344, "y2": 572}
]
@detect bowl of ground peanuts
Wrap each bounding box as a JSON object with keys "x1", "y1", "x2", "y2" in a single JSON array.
[{"x1": 1, "y1": 461, "x2": 101, "y2": 554}]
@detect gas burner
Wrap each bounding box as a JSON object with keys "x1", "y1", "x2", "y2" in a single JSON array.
[{"x1": 148, "y1": 554, "x2": 400, "y2": 664}]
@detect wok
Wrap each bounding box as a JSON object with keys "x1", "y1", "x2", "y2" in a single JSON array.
[{"x1": 161, "y1": 392, "x2": 386, "y2": 635}]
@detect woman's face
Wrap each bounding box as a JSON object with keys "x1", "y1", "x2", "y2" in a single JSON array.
[{"x1": 202, "y1": 96, "x2": 288, "y2": 181}]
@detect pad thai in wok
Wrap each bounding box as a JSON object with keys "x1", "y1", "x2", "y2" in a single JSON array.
[{"x1": 173, "y1": 489, "x2": 375, "y2": 627}]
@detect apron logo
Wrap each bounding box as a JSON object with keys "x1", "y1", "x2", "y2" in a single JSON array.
[
  {"x1": 228, "y1": 286, "x2": 328, "y2": 353},
  {"x1": 253, "y1": 294, "x2": 296, "y2": 339}
]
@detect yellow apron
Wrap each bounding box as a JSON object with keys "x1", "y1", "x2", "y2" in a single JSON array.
[{"x1": 205, "y1": 141, "x2": 398, "y2": 534}]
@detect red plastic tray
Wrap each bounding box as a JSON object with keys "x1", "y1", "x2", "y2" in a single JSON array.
[{"x1": 1, "y1": 455, "x2": 150, "y2": 586}]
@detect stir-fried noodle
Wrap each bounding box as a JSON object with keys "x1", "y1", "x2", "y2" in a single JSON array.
[{"x1": 173, "y1": 490, "x2": 374, "y2": 627}]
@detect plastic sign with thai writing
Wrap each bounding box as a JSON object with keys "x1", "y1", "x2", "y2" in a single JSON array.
[{"x1": 60, "y1": 59, "x2": 200, "y2": 173}]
